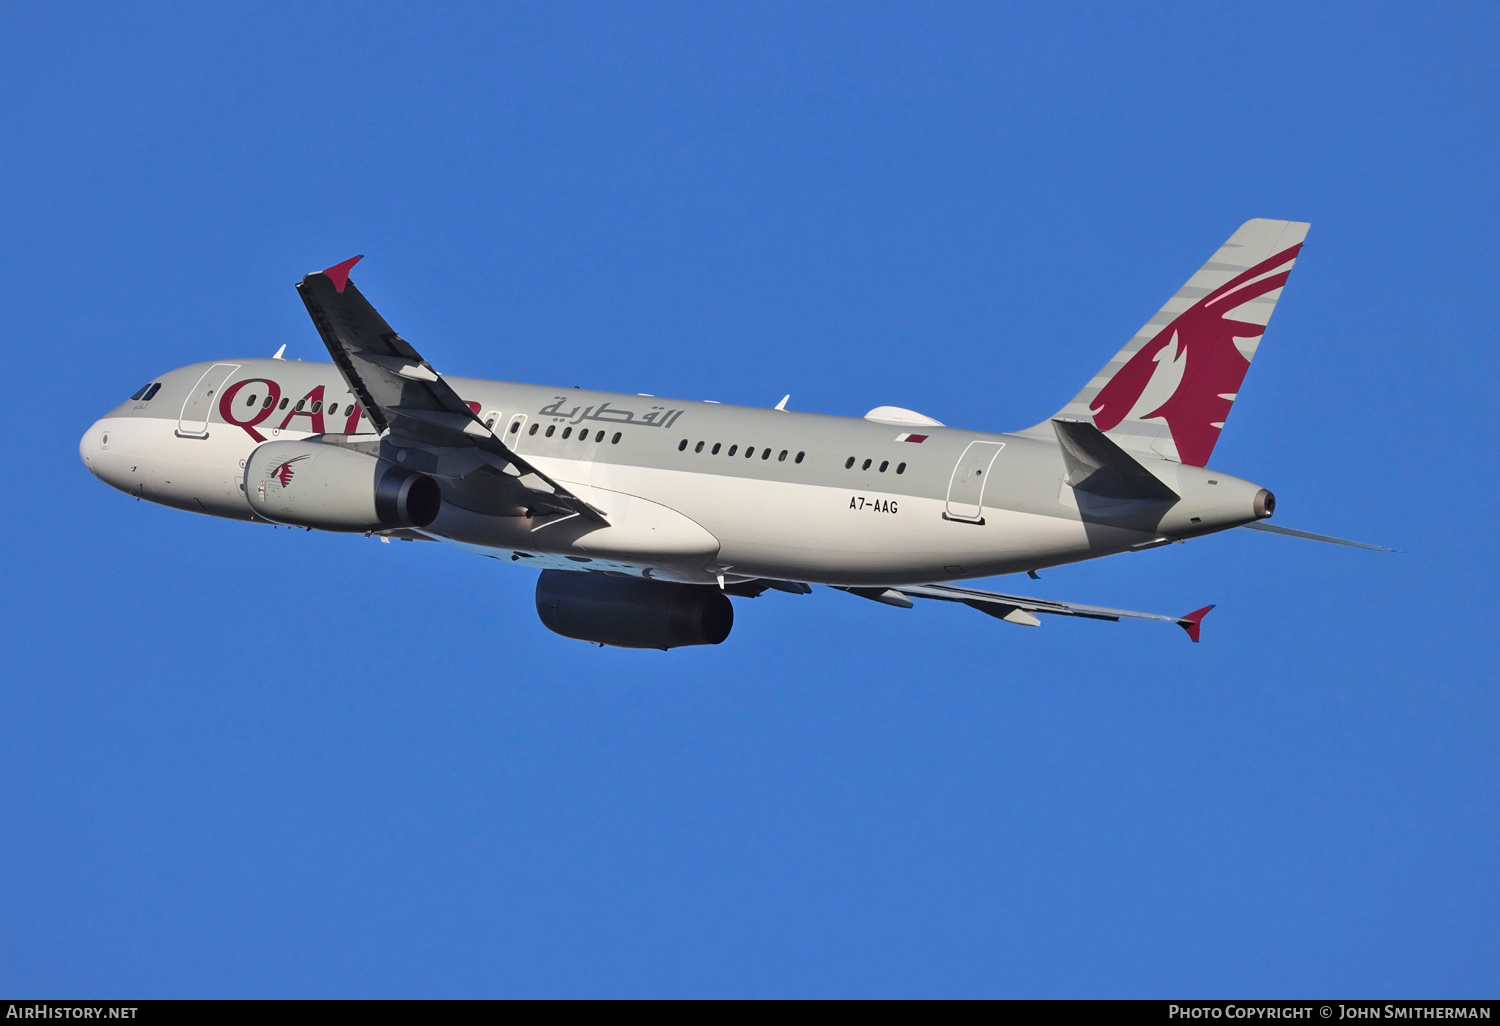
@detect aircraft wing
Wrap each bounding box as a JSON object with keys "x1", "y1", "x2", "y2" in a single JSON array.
[
  {"x1": 296, "y1": 256, "x2": 606, "y2": 524},
  {"x1": 837, "y1": 582, "x2": 1214, "y2": 641}
]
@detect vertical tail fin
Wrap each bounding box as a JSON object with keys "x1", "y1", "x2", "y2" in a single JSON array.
[{"x1": 1033, "y1": 219, "x2": 1310, "y2": 466}]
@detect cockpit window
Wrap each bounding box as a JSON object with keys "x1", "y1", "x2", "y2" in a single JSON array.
[
  {"x1": 129, "y1": 384, "x2": 150, "y2": 401},
  {"x1": 130, "y1": 382, "x2": 162, "y2": 401},
  {"x1": 144, "y1": 383, "x2": 161, "y2": 400}
]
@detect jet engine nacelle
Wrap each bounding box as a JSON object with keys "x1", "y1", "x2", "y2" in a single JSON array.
[
  {"x1": 535, "y1": 570, "x2": 733, "y2": 649},
  {"x1": 245, "y1": 440, "x2": 441, "y2": 532}
]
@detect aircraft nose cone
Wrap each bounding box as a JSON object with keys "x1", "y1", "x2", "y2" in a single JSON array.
[{"x1": 80, "y1": 420, "x2": 104, "y2": 477}]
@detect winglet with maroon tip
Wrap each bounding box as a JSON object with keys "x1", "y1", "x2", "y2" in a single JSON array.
[
  {"x1": 321, "y1": 255, "x2": 364, "y2": 293},
  {"x1": 1177, "y1": 605, "x2": 1215, "y2": 643}
]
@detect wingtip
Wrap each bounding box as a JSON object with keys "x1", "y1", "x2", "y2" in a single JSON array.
[
  {"x1": 321, "y1": 254, "x2": 364, "y2": 292},
  {"x1": 1178, "y1": 604, "x2": 1215, "y2": 643}
]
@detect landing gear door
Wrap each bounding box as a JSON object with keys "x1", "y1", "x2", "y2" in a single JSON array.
[
  {"x1": 177, "y1": 363, "x2": 240, "y2": 439},
  {"x1": 944, "y1": 441, "x2": 1005, "y2": 524}
]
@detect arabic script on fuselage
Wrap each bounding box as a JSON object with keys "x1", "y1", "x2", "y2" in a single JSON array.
[{"x1": 537, "y1": 397, "x2": 685, "y2": 430}]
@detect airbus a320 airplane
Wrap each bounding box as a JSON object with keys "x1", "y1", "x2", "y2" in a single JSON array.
[{"x1": 81, "y1": 219, "x2": 1384, "y2": 649}]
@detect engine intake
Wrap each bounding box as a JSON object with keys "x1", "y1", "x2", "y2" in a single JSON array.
[
  {"x1": 535, "y1": 570, "x2": 733, "y2": 649},
  {"x1": 245, "y1": 440, "x2": 441, "y2": 532}
]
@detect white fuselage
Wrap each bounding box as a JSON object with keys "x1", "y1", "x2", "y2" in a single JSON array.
[{"x1": 81, "y1": 358, "x2": 1268, "y2": 587}]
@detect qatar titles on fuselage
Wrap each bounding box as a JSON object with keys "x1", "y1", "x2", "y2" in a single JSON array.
[
  {"x1": 82, "y1": 219, "x2": 1370, "y2": 647},
  {"x1": 84, "y1": 356, "x2": 1268, "y2": 585}
]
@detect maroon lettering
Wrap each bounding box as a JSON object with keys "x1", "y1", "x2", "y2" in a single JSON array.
[
  {"x1": 279, "y1": 385, "x2": 327, "y2": 434},
  {"x1": 344, "y1": 404, "x2": 363, "y2": 433},
  {"x1": 218, "y1": 378, "x2": 282, "y2": 442}
]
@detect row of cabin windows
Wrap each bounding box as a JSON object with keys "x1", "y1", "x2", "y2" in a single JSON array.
[
  {"x1": 523, "y1": 422, "x2": 622, "y2": 444},
  {"x1": 845, "y1": 456, "x2": 906, "y2": 474},
  {"x1": 210, "y1": 384, "x2": 911, "y2": 476},
  {"x1": 240, "y1": 393, "x2": 367, "y2": 419},
  {"x1": 676, "y1": 439, "x2": 806, "y2": 464},
  {"x1": 129, "y1": 383, "x2": 162, "y2": 401},
  {"x1": 222, "y1": 393, "x2": 635, "y2": 442},
  {"x1": 483, "y1": 415, "x2": 525, "y2": 435},
  {"x1": 217, "y1": 394, "x2": 632, "y2": 442}
]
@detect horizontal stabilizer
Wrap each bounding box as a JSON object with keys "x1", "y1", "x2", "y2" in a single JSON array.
[
  {"x1": 1052, "y1": 418, "x2": 1179, "y2": 501},
  {"x1": 1240, "y1": 521, "x2": 1394, "y2": 552}
]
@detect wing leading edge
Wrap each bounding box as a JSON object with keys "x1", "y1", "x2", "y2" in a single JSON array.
[
  {"x1": 296, "y1": 256, "x2": 606, "y2": 524},
  {"x1": 837, "y1": 583, "x2": 1215, "y2": 642}
]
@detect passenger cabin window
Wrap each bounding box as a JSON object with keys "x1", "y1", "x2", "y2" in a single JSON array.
[
  {"x1": 845, "y1": 457, "x2": 855, "y2": 469},
  {"x1": 611, "y1": 432, "x2": 621, "y2": 444},
  {"x1": 879, "y1": 460, "x2": 888, "y2": 472},
  {"x1": 279, "y1": 398, "x2": 289, "y2": 410},
  {"x1": 545, "y1": 425, "x2": 556, "y2": 437},
  {"x1": 595, "y1": 430, "x2": 605, "y2": 443},
  {"x1": 778, "y1": 450, "x2": 787, "y2": 461},
  {"x1": 562, "y1": 427, "x2": 572, "y2": 439},
  {"x1": 509, "y1": 421, "x2": 521, "y2": 434},
  {"x1": 796, "y1": 452, "x2": 805, "y2": 463},
  {"x1": 529, "y1": 423, "x2": 540, "y2": 436},
  {"x1": 712, "y1": 443, "x2": 721, "y2": 454},
  {"x1": 678, "y1": 439, "x2": 688, "y2": 451},
  {"x1": 896, "y1": 462, "x2": 906, "y2": 474},
  {"x1": 761, "y1": 449, "x2": 771, "y2": 460},
  {"x1": 695, "y1": 441, "x2": 704, "y2": 453},
  {"x1": 862, "y1": 459, "x2": 872, "y2": 470},
  {"x1": 728, "y1": 445, "x2": 738, "y2": 456}
]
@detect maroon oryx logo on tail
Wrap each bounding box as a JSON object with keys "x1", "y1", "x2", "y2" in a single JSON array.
[{"x1": 1090, "y1": 243, "x2": 1301, "y2": 467}]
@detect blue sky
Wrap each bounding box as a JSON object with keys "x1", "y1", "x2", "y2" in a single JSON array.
[{"x1": 2, "y1": 2, "x2": 1496, "y2": 998}]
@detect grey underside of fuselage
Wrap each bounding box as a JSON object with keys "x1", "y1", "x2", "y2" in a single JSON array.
[{"x1": 98, "y1": 358, "x2": 1190, "y2": 585}]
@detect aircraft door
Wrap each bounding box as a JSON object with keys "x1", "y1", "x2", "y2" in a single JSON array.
[
  {"x1": 944, "y1": 441, "x2": 1005, "y2": 524},
  {"x1": 176, "y1": 363, "x2": 240, "y2": 439},
  {"x1": 506, "y1": 413, "x2": 529, "y2": 451}
]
